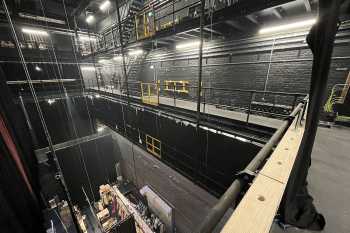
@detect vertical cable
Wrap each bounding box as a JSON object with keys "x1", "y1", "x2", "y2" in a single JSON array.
[
  {"x1": 1, "y1": 1, "x2": 81, "y2": 232},
  {"x1": 263, "y1": 38, "x2": 276, "y2": 98}
]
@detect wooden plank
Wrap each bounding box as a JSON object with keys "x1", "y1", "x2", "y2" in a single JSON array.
[
  {"x1": 220, "y1": 175, "x2": 284, "y2": 233},
  {"x1": 259, "y1": 124, "x2": 304, "y2": 183},
  {"x1": 221, "y1": 116, "x2": 305, "y2": 233}
]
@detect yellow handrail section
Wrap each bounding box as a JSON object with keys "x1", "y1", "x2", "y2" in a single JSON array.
[
  {"x1": 145, "y1": 134, "x2": 161, "y2": 158},
  {"x1": 135, "y1": 9, "x2": 155, "y2": 40},
  {"x1": 164, "y1": 80, "x2": 189, "y2": 93},
  {"x1": 140, "y1": 82, "x2": 159, "y2": 106}
]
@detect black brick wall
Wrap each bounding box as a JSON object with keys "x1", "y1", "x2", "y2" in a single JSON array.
[{"x1": 130, "y1": 27, "x2": 350, "y2": 107}]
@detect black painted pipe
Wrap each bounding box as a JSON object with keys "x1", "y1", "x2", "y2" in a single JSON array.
[{"x1": 195, "y1": 101, "x2": 305, "y2": 233}]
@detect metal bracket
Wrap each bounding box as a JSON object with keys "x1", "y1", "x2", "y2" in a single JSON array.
[{"x1": 236, "y1": 169, "x2": 257, "y2": 182}]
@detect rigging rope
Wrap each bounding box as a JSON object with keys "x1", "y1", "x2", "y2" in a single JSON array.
[
  {"x1": 0, "y1": 2, "x2": 82, "y2": 232},
  {"x1": 38, "y1": 0, "x2": 97, "y2": 202}
]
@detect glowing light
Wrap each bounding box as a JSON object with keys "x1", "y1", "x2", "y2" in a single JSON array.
[
  {"x1": 86, "y1": 15, "x2": 95, "y2": 24},
  {"x1": 47, "y1": 99, "x2": 56, "y2": 105},
  {"x1": 97, "y1": 126, "x2": 105, "y2": 132},
  {"x1": 150, "y1": 65, "x2": 154, "y2": 69},
  {"x1": 100, "y1": 0, "x2": 111, "y2": 11},
  {"x1": 113, "y1": 55, "x2": 123, "y2": 61},
  {"x1": 95, "y1": 94, "x2": 101, "y2": 98},
  {"x1": 128, "y1": 49, "x2": 143, "y2": 56},
  {"x1": 35, "y1": 65, "x2": 42, "y2": 71},
  {"x1": 22, "y1": 28, "x2": 49, "y2": 36},
  {"x1": 259, "y1": 18, "x2": 317, "y2": 34},
  {"x1": 81, "y1": 66, "x2": 96, "y2": 71},
  {"x1": 176, "y1": 41, "x2": 200, "y2": 49}
]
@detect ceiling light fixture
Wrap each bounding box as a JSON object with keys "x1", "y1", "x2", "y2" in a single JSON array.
[
  {"x1": 259, "y1": 18, "x2": 317, "y2": 34},
  {"x1": 113, "y1": 55, "x2": 123, "y2": 61},
  {"x1": 100, "y1": 0, "x2": 111, "y2": 11},
  {"x1": 128, "y1": 49, "x2": 143, "y2": 56},
  {"x1": 81, "y1": 66, "x2": 96, "y2": 71},
  {"x1": 176, "y1": 41, "x2": 200, "y2": 49},
  {"x1": 86, "y1": 15, "x2": 95, "y2": 24},
  {"x1": 22, "y1": 28, "x2": 49, "y2": 36},
  {"x1": 35, "y1": 65, "x2": 42, "y2": 71},
  {"x1": 47, "y1": 99, "x2": 56, "y2": 105}
]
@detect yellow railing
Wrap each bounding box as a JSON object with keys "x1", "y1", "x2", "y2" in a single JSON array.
[
  {"x1": 146, "y1": 134, "x2": 161, "y2": 158},
  {"x1": 164, "y1": 80, "x2": 189, "y2": 93},
  {"x1": 140, "y1": 82, "x2": 159, "y2": 106}
]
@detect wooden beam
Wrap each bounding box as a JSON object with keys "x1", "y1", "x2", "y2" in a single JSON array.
[{"x1": 221, "y1": 114, "x2": 305, "y2": 233}]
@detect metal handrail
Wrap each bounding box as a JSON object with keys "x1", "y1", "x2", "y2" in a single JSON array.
[{"x1": 194, "y1": 96, "x2": 308, "y2": 233}]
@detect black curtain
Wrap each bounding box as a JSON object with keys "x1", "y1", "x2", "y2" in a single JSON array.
[{"x1": 0, "y1": 67, "x2": 44, "y2": 233}]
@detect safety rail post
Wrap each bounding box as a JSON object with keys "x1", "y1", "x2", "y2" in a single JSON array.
[
  {"x1": 173, "y1": 84, "x2": 176, "y2": 107},
  {"x1": 157, "y1": 82, "x2": 160, "y2": 105},
  {"x1": 291, "y1": 94, "x2": 298, "y2": 112},
  {"x1": 246, "y1": 91, "x2": 254, "y2": 124}
]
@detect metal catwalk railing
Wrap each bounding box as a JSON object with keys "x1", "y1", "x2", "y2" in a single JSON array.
[{"x1": 84, "y1": 79, "x2": 306, "y2": 124}]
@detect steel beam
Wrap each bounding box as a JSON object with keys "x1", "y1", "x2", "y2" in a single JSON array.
[{"x1": 35, "y1": 130, "x2": 113, "y2": 163}]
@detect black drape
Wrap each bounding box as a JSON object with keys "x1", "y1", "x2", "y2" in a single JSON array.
[
  {"x1": 0, "y1": 66, "x2": 44, "y2": 233},
  {"x1": 281, "y1": 0, "x2": 346, "y2": 230}
]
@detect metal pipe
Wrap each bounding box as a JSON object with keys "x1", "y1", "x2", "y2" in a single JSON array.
[{"x1": 195, "y1": 101, "x2": 305, "y2": 233}]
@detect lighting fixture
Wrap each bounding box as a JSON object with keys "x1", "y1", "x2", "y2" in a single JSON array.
[
  {"x1": 98, "y1": 59, "x2": 110, "y2": 64},
  {"x1": 22, "y1": 28, "x2": 49, "y2": 36},
  {"x1": 176, "y1": 41, "x2": 200, "y2": 49},
  {"x1": 128, "y1": 49, "x2": 143, "y2": 56},
  {"x1": 150, "y1": 65, "x2": 154, "y2": 69},
  {"x1": 97, "y1": 126, "x2": 105, "y2": 132},
  {"x1": 259, "y1": 18, "x2": 317, "y2": 34},
  {"x1": 47, "y1": 99, "x2": 56, "y2": 105},
  {"x1": 86, "y1": 15, "x2": 95, "y2": 24},
  {"x1": 81, "y1": 66, "x2": 96, "y2": 71},
  {"x1": 35, "y1": 65, "x2": 42, "y2": 71},
  {"x1": 100, "y1": 0, "x2": 111, "y2": 11},
  {"x1": 113, "y1": 55, "x2": 123, "y2": 61}
]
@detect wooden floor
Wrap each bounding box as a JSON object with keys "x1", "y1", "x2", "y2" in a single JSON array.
[{"x1": 91, "y1": 87, "x2": 283, "y2": 129}]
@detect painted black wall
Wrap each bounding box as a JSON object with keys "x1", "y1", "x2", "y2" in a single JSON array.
[
  {"x1": 90, "y1": 97, "x2": 261, "y2": 196},
  {"x1": 22, "y1": 98, "x2": 120, "y2": 206}
]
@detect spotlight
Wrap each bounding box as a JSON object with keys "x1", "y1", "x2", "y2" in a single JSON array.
[
  {"x1": 35, "y1": 65, "x2": 42, "y2": 71},
  {"x1": 81, "y1": 66, "x2": 96, "y2": 71},
  {"x1": 22, "y1": 28, "x2": 49, "y2": 36},
  {"x1": 47, "y1": 99, "x2": 56, "y2": 105},
  {"x1": 86, "y1": 15, "x2": 95, "y2": 24},
  {"x1": 100, "y1": 0, "x2": 111, "y2": 11},
  {"x1": 176, "y1": 41, "x2": 200, "y2": 49},
  {"x1": 259, "y1": 18, "x2": 317, "y2": 34},
  {"x1": 128, "y1": 49, "x2": 143, "y2": 56}
]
